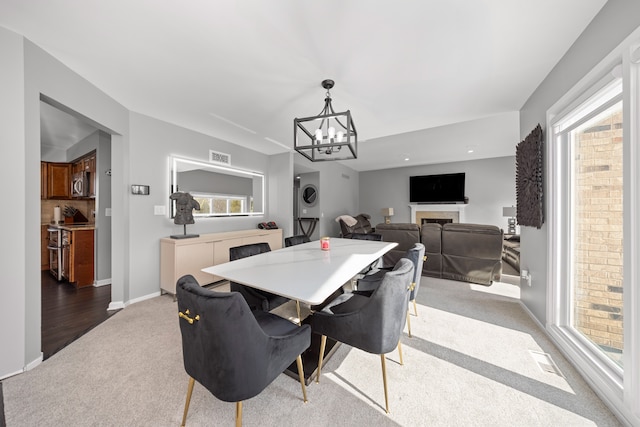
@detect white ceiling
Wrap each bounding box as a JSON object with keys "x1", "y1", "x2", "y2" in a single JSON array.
[{"x1": 1, "y1": 0, "x2": 606, "y2": 171}]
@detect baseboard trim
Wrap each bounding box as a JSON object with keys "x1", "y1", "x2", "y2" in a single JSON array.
[
  {"x1": 129, "y1": 291, "x2": 161, "y2": 305},
  {"x1": 108, "y1": 301, "x2": 125, "y2": 311},
  {"x1": 93, "y1": 278, "x2": 111, "y2": 287},
  {"x1": 0, "y1": 368, "x2": 24, "y2": 382},
  {"x1": 24, "y1": 354, "x2": 43, "y2": 372},
  {"x1": 108, "y1": 291, "x2": 162, "y2": 312}
]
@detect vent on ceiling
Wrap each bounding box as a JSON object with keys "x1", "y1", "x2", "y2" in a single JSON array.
[
  {"x1": 529, "y1": 350, "x2": 564, "y2": 377},
  {"x1": 209, "y1": 150, "x2": 231, "y2": 165}
]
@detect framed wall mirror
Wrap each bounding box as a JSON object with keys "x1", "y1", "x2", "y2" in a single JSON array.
[
  {"x1": 301, "y1": 184, "x2": 318, "y2": 207},
  {"x1": 170, "y1": 157, "x2": 265, "y2": 217}
]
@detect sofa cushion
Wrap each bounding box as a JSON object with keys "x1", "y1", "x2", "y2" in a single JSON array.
[
  {"x1": 440, "y1": 223, "x2": 503, "y2": 285},
  {"x1": 420, "y1": 223, "x2": 442, "y2": 276},
  {"x1": 441, "y1": 223, "x2": 503, "y2": 259},
  {"x1": 375, "y1": 223, "x2": 420, "y2": 268}
]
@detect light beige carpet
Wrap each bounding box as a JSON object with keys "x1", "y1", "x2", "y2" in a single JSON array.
[{"x1": 2, "y1": 276, "x2": 621, "y2": 426}]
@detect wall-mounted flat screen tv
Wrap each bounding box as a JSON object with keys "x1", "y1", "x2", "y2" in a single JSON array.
[{"x1": 409, "y1": 173, "x2": 466, "y2": 203}]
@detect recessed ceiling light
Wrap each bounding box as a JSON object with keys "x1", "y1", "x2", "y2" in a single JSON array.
[
  {"x1": 467, "y1": 145, "x2": 476, "y2": 154},
  {"x1": 404, "y1": 157, "x2": 410, "y2": 161}
]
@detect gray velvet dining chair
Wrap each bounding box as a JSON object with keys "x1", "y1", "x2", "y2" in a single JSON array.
[
  {"x1": 310, "y1": 258, "x2": 414, "y2": 414},
  {"x1": 284, "y1": 234, "x2": 311, "y2": 247},
  {"x1": 357, "y1": 243, "x2": 426, "y2": 337},
  {"x1": 228, "y1": 243, "x2": 289, "y2": 311},
  {"x1": 176, "y1": 274, "x2": 311, "y2": 427}
]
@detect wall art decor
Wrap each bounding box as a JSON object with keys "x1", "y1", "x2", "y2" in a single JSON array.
[{"x1": 516, "y1": 123, "x2": 544, "y2": 229}]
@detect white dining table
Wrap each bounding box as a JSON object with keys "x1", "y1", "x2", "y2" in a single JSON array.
[{"x1": 201, "y1": 237, "x2": 397, "y2": 306}]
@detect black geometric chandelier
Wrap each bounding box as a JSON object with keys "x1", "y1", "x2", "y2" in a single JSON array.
[{"x1": 294, "y1": 79, "x2": 357, "y2": 162}]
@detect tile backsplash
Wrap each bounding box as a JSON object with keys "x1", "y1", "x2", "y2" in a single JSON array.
[{"x1": 42, "y1": 199, "x2": 95, "y2": 224}]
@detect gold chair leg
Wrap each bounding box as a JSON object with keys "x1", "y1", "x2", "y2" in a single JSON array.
[
  {"x1": 406, "y1": 308, "x2": 412, "y2": 338},
  {"x1": 413, "y1": 299, "x2": 418, "y2": 316},
  {"x1": 296, "y1": 300, "x2": 302, "y2": 326},
  {"x1": 380, "y1": 354, "x2": 390, "y2": 414},
  {"x1": 181, "y1": 377, "x2": 195, "y2": 427},
  {"x1": 235, "y1": 401, "x2": 242, "y2": 427},
  {"x1": 397, "y1": 340, "x2": 404, "y2": 366},
  {"x1": 296, "y1": 355, "x2": 308, "y2": 402},
  {"x1": 316, "y1": 335, "x2": 327, "y2": 383}
]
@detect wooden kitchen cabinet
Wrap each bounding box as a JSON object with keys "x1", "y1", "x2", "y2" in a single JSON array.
[
  {"x1": 160, "y1": 228, "x2": 282, "y2": 295},
  {"x1": 72, "y1": 151, "x2": 97, "y2": 198},
  {"x1": 68, "y1": 228, "x2": 94, "y2": 287},
  {"x1": 45, "y1": 162, "x2": 72, "y2": 199}
]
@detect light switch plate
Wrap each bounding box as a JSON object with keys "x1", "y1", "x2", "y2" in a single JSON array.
[
  {"x1": 105, "y1": 208, "x2": 112, "y2": 217},
  {"x1": 154, "y1": 205, "x2": 166, "y2": 216}
]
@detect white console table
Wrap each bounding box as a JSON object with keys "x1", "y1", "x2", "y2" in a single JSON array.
[{"x1": 159, "y1": 228, "x2": 283, "y2": 295}]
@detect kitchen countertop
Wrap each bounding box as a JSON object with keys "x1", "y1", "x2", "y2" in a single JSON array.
[{"x1": 45, "y1": 222, "x2": 96, "y2": 231}]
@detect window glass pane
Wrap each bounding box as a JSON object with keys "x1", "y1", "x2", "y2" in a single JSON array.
[{"x1": 570, "y1": 101, "x2": 623, "y2": 367}]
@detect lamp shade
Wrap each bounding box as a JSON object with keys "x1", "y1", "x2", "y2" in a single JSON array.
[
  {"x1": 502, "y1": 206, "x2": 516, "y2": 217},
  {"x1": 381, "y1": 208, "x2": 394, "y2": 217}
]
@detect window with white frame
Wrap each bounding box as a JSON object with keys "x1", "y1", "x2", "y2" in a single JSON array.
[
  {"x1": 547, "y1": 40, "x2": 640, "y2": 424},
  {"x1": 551, "y1": 77, "x2": 623, "y2": 369},
  {"x1": 192, "y1": 193, "x2": 249, "y2": 216}
]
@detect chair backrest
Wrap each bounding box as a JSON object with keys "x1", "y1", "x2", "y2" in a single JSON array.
[
  {"x1": 404, "y1": 243, "x2": 426, "y2": 300},
  {"x1": 353, "y1": 258, "x2": 414, "y2": 354},
  {"x1": 339, "y1": 213, "x2": 373, "y2": 238},
  {"x1": 229, "y1": 242, "x2": 271, "y2": 261},
  {"x1": 285, "y1": 234, "x2": 311, "y2": 247},
  {"x1": 351, "y1": 232, "x2": 383, "y2": 241},
  {"x1": 176, "y1": 275, "x2": 274, "y2": 402}
]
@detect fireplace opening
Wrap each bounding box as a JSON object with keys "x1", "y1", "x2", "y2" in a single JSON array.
[{"x1": 422, "y1": 218, "x2": 453, "y2": 226}]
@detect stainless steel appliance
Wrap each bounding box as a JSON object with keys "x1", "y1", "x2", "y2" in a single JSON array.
[
  {"x1": 72, "y1": 171, "x2": 89, "y2": 197},
  {"x1": 47, "y1": 227, "x2": 69, "y2": 281}
]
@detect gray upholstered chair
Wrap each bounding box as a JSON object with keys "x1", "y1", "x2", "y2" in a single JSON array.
[
  {"x1": 310, "y1": 258, "x2": 414, "y2": 414},
  {"x1": 284, "y1": 234, "x2": 311, "y2": 247},
  {"x1": 176, "y1": 275, "x2": 310, "y2": 426},
  {"x1": 357, "y1": 243, "x2": 426, "y2": 337},
  {"x1": 337, "y1": 213, "x2": 373, "y2": 238},
  {"x1": 229, "y1": 243, "x2": 289, "y2": 311}
]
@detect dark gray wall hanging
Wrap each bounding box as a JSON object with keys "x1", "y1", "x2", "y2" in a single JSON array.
[{"x1": 516, "y1": 124, "x2": 544, "y2": 229}]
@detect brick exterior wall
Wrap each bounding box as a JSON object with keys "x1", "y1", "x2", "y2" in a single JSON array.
[{"x1": 573, "y1": 108, "x2": 623, "y2": 356}]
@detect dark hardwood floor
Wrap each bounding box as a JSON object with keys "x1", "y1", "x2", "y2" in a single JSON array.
[{"x1": 41, "y1": 271, "x2": 117, "y2": 360}]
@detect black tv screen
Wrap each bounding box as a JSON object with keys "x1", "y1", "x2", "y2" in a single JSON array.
[{"x1": 409, "y1": 173, "x2": 466, "y2": 203}]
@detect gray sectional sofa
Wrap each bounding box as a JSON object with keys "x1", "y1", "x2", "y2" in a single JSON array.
[{"x1": 376, "y1": 222, "x2": 504, "y2": 286}]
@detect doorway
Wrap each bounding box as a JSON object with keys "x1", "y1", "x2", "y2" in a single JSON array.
[{"x1": 40, "y1": 99, "x2": 114, "y2": 358}]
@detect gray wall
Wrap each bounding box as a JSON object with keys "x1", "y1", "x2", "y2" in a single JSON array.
[
  {"x1": 519, "y1": 0, "x2": 640, "y2": 325},
  {"x1": 0, "y1": 29, "x2": 130, "y2": 378},
  {"x1": 0, "y1": 26, "x2": 27, "y2": 379},
  {"x1": 294, "y1": 155, "x2": 360, "y2": 238},
  {"x1": 0, "y1": 27, "x2": 294, "y2": 379},
  {"x1": 128, "y1": 112, "x2": 286, "y2": 299},
  {"x1": 63, "y1": 130, "x2": 112, "y2": 285},
  {"x1": 297, "y1": 172, "x2": 320, "y2": 240},
  {"x1": 268, "y1": 152, "x2": 295, "y2": 239},
  {"x1": 360, "y1": 156, "x2": 516, "y2": 230}
]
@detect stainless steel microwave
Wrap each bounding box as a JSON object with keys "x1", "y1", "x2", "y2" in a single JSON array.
[{"x1": 72, "y1": 171, "x2": 90, "y2": 197}]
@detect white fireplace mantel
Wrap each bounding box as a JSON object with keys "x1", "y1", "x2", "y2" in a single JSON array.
[{"x1": 409, "y1": 204, "x2": 467, "y2": 224}]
